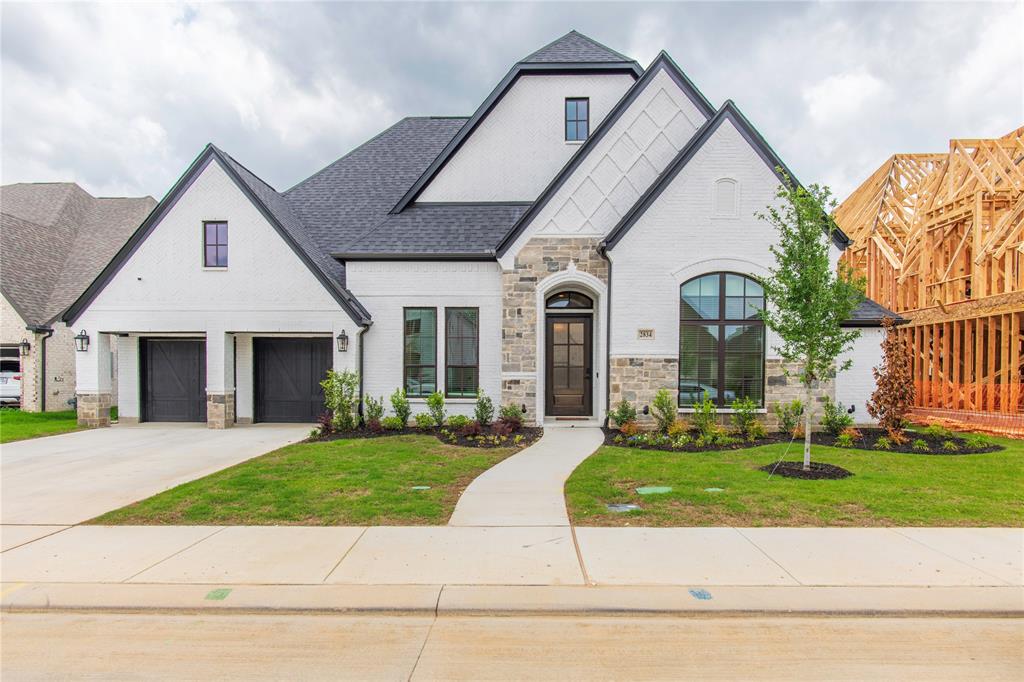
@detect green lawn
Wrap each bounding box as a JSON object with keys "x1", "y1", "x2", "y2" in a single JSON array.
[
  {"x1": 91, "y1": 435, "x2": 518, "y2": 526},
  {"x1": 566, "y1": 436, "x2": 1024, "y2": 527},
  {"x1": 0, "y1": 409, "x2": 83, "y2": 443}
]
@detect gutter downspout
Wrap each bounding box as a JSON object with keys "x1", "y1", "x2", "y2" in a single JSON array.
[
  {"x1": 596, "y1": 245, "x2": 612, "y2": 428},
  {"x1": 355, "y1": 324, "x2": 370, "y2": 426},
  {"x1": 28, "y1": 325, "x2": 54, "y2": 412}
]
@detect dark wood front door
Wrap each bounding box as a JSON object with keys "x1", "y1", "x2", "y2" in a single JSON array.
[
  {"x1": 545, "y1": 315, "x2": 593, "y2": 417},
  {"x1": 141, "y1": 338, "x2": 207, "y2": 422},
  {"x1": 254, "y1": 338, "x2": 332, "y2": 423}
]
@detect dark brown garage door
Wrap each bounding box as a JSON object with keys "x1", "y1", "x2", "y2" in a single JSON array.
[
  {"x1": 141, "y1": 338, "x2": 207, "y2": 422},
  {"x1": 254, "y1": 338, "x2": 332, "y2": 423}
]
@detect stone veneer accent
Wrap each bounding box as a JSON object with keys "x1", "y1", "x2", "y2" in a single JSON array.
[
  {"x1": 764, "y1": 359, "x2": 835, "y2": 429},
  {"x1": 207, "y1": 392, "x2": 236, "y2": 429},
  {"x1": 501, "y1": 237, "x2": 608, "y2": 425},
  {"x1": 609, "y1": 356, "x2": 678, "y2": 426},
  {"x1": 76, "y1": 393, "x2": 112, "y2": 427}
]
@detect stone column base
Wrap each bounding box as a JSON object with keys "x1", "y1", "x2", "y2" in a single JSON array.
[
  {"x1": 77, "y1": 393, "x2": 112, "y2": 427},
  {"x1": 609, "y1": 357, "x2": 679, "y2": 426},
  {"x1": 502, "y1": 377, "x2": 538, "y2": 426},
  {"x1": 207, "y1": 393, "x2": 236, "y2": 429}
]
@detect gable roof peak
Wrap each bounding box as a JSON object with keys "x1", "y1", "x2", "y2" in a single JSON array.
[{"x1": 520, "y1": 30, "x2": 636, "y2": 65}]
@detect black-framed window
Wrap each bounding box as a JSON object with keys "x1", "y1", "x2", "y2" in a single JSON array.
[
  {"x1": 204, "y1": 221, "x2": 228, "y2": 267},
  {"x1": 679, "y1": 273, "x2": 765, "y2": 408},
  {"x1": 445, "y1": 308, "x2": 479, "y2": 398},
  {"x1": 546, "y1": 291, "x2": 593, "y2": 309},
  {"x1": 565, "y1": 98, "x2": 589, "y2": 141},
  {"x1": 404, "y1": 308, "x2": 436, "y2": 397}
]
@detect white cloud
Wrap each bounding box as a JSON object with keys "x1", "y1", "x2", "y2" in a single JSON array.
[{"x1": 803, "y1": 71, "x2": 887, "y2": 127}]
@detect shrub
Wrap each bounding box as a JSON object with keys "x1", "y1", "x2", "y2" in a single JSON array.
[
  {"x1": 366, "y1": 418, "x2": 384, "y2": 434},
  {"x1": 498, "y1": 404, "x2": 524, "y2": 431},
  {"x1": 867, "y1": 317, "x2": 915, "y2": 439},
  {"x1": 835, "y1": 433, "x2": 854, "y2": 448},
  {"x1": 474, "y1": 392, "x2": 494, "y2": 427},
  {"x1": 873, "y1": 436, "x2": 893, "y2": 450},
  {"x1": 942, "y1": 439, "x2": 960, "y2": 452},
  {"x1": 426, "y1": 392, "x2": 446, "y2": 428},
  {"x1": 620, "y1": 421, "x2": 642, "y2": 437},
  {"x1": 492, "y1": 420, "x2": 515, "y2": 437},
  {"x1": 313, "y1": 411, "x2": 333, "y2": 438},
  {"x1": 745, "y1": 420, "x2": 768, "y2": 441},
  {"x1": 820, "y1": 397, "x2": 854, "y2": 437},
  {"x1": 390, "y1": 388, "x2": 411, "y2": 427},
  {"x1": 381, "y1": 416, "x2": 404, "y2": 431},
  {"x1": 840, "y1": 426, "x2": 863, "y2": 441},
  {"x1": 414, "y1": 413, "x2": 435, "y2": 430},
  {"x1": 364, "y1": 395, "x2": 385, "y2": 423},
  {"x1": 962, "y1": 434, "x2": 988, "y2": 450},
  {"x1": 321, "y1": 369, "x2": 359, "y2": 431},
  {"x1": 730, "y1": 397, "x2": 761, "y2": 439},
  {"x1": 912, "y1": 438, "x2": 929, "y2": 452},
  {"x1": 667, "y1": 417, "x2": 689, "y2": 438},
  {"x1": 611, "y1": 399, "x2": 637, "y2": 428},
  {"x1": 772, "y1": 399, "x2": 804, "y2": 436},
  {"x1": 671, "y1": 434, "x2": 691, "y2": 449},
  {"x1": 446, "y1": 414, "x2": 471, "y2": 430},
  {"x1": 690, "y1": 395, "x2": 718, "y2": 439},
  {"x1": 651, "y1": 388, "x2": 677, "y2": 434},
  {"x1": 461, "y1": 420, "x2": 484, "y2": 437},
  {"x1": 921, "y1": 424, "x2": 954, "y2": 440}
]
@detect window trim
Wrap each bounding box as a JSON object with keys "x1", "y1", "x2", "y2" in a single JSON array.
[
  {"x1": 444, "y1": 307, "x2": 480, "y2": 399},
  {"x1": 202, "y1": 220, "x2": 229, "y2": 268},
  {"x1": 403, "y1": 306, "x2": 437, "y2": 398},
  {"x1": 565, "y1": 97, "x2": 590, "y2": 142},
  {"x1": 678, "y1": 272, "x2": 765, "y2": 408}
]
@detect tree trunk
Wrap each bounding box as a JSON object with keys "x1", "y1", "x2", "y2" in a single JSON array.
[{"x1": 803, "y1": 382, "x2": 813, "y2": 470}]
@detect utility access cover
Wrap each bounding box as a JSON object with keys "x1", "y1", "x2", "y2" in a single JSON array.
[
  {"x1": 635, "y1": 486, "x2": 672, "y2": 495},
  {"x1": 606, "y1": 503, "x2": 641, "y2": 512}
]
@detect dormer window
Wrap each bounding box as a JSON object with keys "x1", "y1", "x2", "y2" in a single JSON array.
[
  {"x1": 204, "y1": 221, "x2": 228, "y2": 267},
  {"x1": 565, "y1": 98, "x2": 589, "y2": 142}
]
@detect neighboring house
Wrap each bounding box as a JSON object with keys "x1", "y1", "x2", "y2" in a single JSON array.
[
  {"x1": 63, "y1": 31, "x2": 895, "y2": 428},
  {"x1": 1, "y1": 183, "x2": 155, "y2": 412}
]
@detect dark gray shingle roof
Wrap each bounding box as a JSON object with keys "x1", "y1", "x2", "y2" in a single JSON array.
[
  {"x1": 283, "y1": 117, "x2": 468, "y2": 256},
  {"x1": 338, "y1": 204, "x2": 530, "y2": 257},
  {"x1": 1, "y1": 183, "x2": 155, "y2": 326},
  {"x1": 522, "y1": 30, "x2": 635, "y2": 64},
  {"x1": 843, "y1": 298, "x2": 906, "y2": 326}
]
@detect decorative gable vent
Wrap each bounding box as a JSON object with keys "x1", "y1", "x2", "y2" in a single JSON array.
[{"x1": 714, "y1": 178, "x2": 738, "y2": 217}]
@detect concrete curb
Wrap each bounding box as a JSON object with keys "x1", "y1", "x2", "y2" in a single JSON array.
[{"x1": 3, "y1": 583, "x2": 1021, "y2": 617}]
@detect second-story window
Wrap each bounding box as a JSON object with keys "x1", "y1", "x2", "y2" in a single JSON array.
[
  {"x1": 565, "y1": 98, "x2": 589, "y2": 142},
  {"x1": 204, "y1": 221, "x2": 228, "y2": 267}
]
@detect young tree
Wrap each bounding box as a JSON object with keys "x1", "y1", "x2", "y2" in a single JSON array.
[
  {"x1": 758, "y1": 176, "x2": 865, "y2": 470},
  {"x1": 866, "y1": 316, "x2": 915, "y2": 439}
]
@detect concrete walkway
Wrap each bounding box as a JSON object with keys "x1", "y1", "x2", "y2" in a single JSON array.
[
  {"x1": 448, "y1": 426, "x2": 604, "y2": 526},
  {"x1": 0, "y1": 423, "x2": 310, "y2": 524}
]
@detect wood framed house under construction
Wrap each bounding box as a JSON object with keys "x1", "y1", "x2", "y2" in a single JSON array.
[{"x1": 835, "y1": 127, "x2": 1023, "y2": 429}]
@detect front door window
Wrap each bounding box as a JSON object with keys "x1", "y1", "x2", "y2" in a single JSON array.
[{"x1": 546, "y1": 315, "x2": 592, "y2": 416}]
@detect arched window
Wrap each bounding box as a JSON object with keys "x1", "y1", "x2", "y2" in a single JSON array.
[
  {"x1": 714, "y1": 178, "x2": 738, "y2": 217},
  {"x1": 546, "y1": 291, "x2": 593, "y2": 309},
  {"x1": 679, "y1": 273, "x2": 765, "y2": 407}
]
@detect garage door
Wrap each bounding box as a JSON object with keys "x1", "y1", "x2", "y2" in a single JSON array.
[
  {"x1": 141, "y1": 338, "x2": 206, "y2": 422},
  {"x1": 254, "y1": 338, "x2": 332, "y2": 423}
]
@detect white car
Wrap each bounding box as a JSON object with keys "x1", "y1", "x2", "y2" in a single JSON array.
[{"x1": 0, "y1": 347, "x2": 22, "y2": 406}]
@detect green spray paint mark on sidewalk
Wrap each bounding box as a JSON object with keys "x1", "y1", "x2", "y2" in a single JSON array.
[{"x1": 205, "y1": 588, "x2": 232, "y2": 601}]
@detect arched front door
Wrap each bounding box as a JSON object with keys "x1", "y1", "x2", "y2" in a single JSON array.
[{"x1": 544, "y1": 291, "x2": 593, "y2": 417}]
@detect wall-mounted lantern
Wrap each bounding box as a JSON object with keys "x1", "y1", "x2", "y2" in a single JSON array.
[
  {"x1": 336, "y1": 330, "x2": 349, "y2": 353},
  {"x1": 19, "y1": 338, "x2": 31, "y2": 357},
  {"x1": 74, "y1": 330, "x2": 90, "y2": 352}
]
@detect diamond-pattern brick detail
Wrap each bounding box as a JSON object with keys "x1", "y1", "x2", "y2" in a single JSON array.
[
  {"x1": 608, "y1": 135, "x2": 641, "y2": 172},
  {"x1": 626, "y1": 111, "x2": 660, "y2": 151},
  {"x1": 589, "y1": 199, "x2": 621, "y2": 233},
  {"x1": 627, "y1": 156, "x2": 659, "y2": 196},
  {"x1": 645, "y1": 132, "x2": 679, "y2": 171},
  {"x1": 570, "y1": 177, "x2": 604, "y2": 219},
  {"x1": 591, "y1": 156, "x2": 622, "y2": 195},
  {"x1": 608, "y1": 177, "x2": 641, "y2": 215},
  {"x1": 647, "y1": 88, "x2": 682, "y2": 127},
  {"x1": 552, "y1": 199, "x2": 586, "y2": 232},
  {"x1": 665, "y1": 112, "x2": 699, "y2": 148}
]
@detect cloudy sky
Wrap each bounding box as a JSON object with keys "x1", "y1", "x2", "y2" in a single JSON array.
[{"x1": 2, "y1": 1, "x2": 1021, "y2": 202}]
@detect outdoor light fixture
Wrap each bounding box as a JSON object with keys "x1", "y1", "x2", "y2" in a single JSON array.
[
  {"x1": 336, "y1": 330, "x2": 349, "y2": 353},
  {"x1": 19, "y1": 338, "x2": 30, "y2": 357},
  {"x1": 73, "y1": 330, "x2": 90, "y2": 352}
]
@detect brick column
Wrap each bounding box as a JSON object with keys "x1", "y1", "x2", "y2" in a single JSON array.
[
  {"x1": 75, "y1": 331, "x2": 112, "y2": 427},
  {"x1": 207, "y1": 392, "x2": 236, "y2": 429},
  {"x1": 206, "y1": 331, "x2": 235, "y2": 428}
]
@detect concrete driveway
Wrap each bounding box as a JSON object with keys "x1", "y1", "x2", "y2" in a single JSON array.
[{"x1": 0, "y1": 423, "x2": 309, "y2": 524}]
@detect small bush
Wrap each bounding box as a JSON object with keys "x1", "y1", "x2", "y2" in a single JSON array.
[
  {"x1": 744, "y1": 420, "x2": 768, "y2": 441},
  {"x1": 820, "y1": 397, "x2": 854, "y2": 437},
  {"x1": 426, "y1": 392, "x2": 446, "y2": 428},
  {"x1": 620, "y1": 421, "x2": 642, "y2": 437},
  {"x1": 492, "y1": 420, "x2": 515, "y2": 437},
  {"x1": 381, "y1": 416, "x2": 404, "y2": 431},
  {"x1": 921, "y1": 424, "x2": 954, "y2": 440},
  {"x1": 446, "y1": 414, "x2": 471, "y2": 430},
  {"x1": 867, "y1": 316, "x2": 915, "y2": 440},
  {"x1": 772, "y1": 399, "x2": 804, "y2": 436},
  {"x1": 690, "y1": 395, "x2": 718, "y2": 439},
  {"x1": 321, "y1": 369, "x2": 359, "y2": 431},
  {"x1": 460, "y1": 420, "x2": 484, "y2": 437},
  {"x1": 414, "y1": 413, "x2": 435, "y2": 430},
  {"x1": 498, "y1": 404, "x2": 524, "y2": 431},
  {"x1": 835, "y1": 433, "x2": 854, "y2": 448},
  {"x1": 873, "y1": 436, "x2": 893, "y2": 451},
  {"x1": 364, "y1": 395, "x2": 385, "y2": 423},
  {"x1": 840, "y1": 427, "x2": 863, "y2": 441},
  {"x1": 730, "y1": 397, "x2": 761, "y2": 440},
  {"x1": 912, "y1": 438, "x2": 929, "y2": 452},
  {"x1": 312, "y1": 411, "x2": 333, "y2": 439},
  {"x1": 366, "y1": 418, "x2": 384, "y2": 434},
  {"x1": 611, "y1": 399, "x2": 637, "y2": 428},
  {"x1": 671, "y1": 434, "x2": 691, "y2": 449},
  {"x1": 942, "y1": 439, "x2": 960, "y2": 452},
  {"x1": 962, "y1": 434, "x2": 988, "y2": 450},
  {"x1": 651, "y1": 388, "x2": 677, "y2": 434},
  {"x1": 667, "y1": 417, "x2": 689, "y2": 438},
  {"x1": 390, "y1": 388, "x2": 411, "y2": 427},
  {"x1": 474, "y1": 392, "x2": 494, "y2": 427}
]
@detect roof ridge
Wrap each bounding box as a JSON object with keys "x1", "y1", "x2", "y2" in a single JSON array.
[{"x1": 520, "y1": 29, "x2": 636, "y2": 64}]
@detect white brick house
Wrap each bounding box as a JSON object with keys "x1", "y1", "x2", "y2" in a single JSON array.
[{"x1": 63, "y1": 31, "x2": 896, "y2": 428}]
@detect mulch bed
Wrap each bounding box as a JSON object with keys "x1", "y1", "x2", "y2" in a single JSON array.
[
  {"x1": 759, "y1": 461, "x2": 854, "y2": 480},
  {"x1": 602, "y1": 427, "x2": 784, "y2": 453},
  {"x1": 312, "y1": 425, "x2": 543, "y2": 450}
]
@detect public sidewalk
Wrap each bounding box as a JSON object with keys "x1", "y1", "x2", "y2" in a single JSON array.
[{"x1": 2, "y1": 525, "x2": 1021, "y2": 615}]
